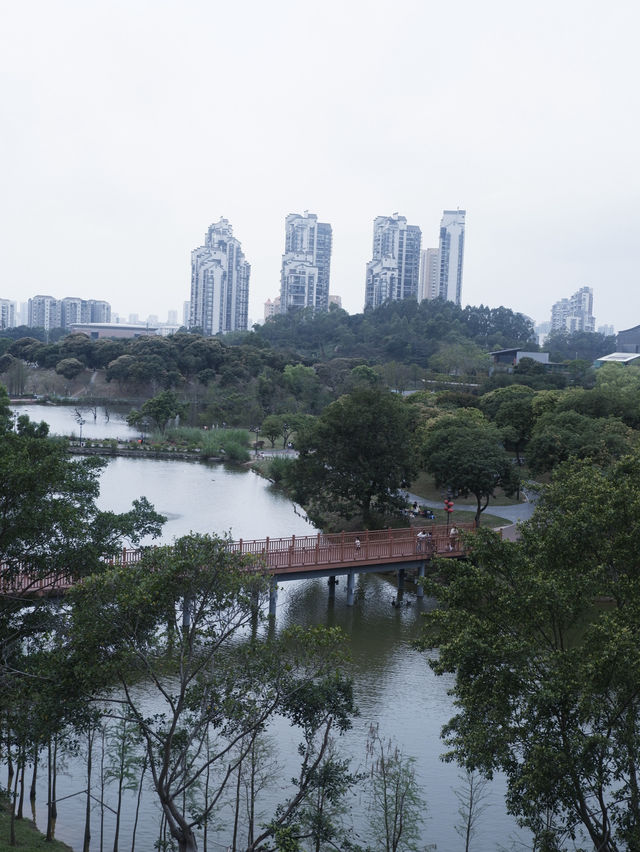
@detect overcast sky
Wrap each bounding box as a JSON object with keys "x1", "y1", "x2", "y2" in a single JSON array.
[{"x1": 1, "y1": 0, "x2": 638, "y2": 333}]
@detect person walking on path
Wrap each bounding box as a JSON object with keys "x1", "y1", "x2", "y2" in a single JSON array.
[{"x1": 416, "y1": 529, "x2": 427, "y2": 553}]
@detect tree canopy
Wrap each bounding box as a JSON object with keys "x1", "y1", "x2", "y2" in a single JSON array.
[
  {"x1": 288, "y1": 388, "x2": 420, "y2": 528},
  {"x1": 422, "y1": 412, "x2": 518, "y2": 525},
  {"x1": 419, "y1": 451, "x2": 640, "y2": 850}
]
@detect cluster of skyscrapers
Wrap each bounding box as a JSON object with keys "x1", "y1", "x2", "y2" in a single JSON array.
[
  {"x1": 188, "y1": 209, "x2": 467, "y2": 333},
  {"x1": 0, "y1": 295, "x2": 112, "y2": 333}
]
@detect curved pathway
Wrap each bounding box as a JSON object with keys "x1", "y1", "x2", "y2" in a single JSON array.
[{"x1": 404, "y1": 489, "x2": 537, "y2": 533}]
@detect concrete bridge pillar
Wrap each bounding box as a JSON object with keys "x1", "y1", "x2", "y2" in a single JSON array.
[
  {"x1": 328, "y1": 575, "x2": 337, "y2": 598},
  {"x1": 395, "y1": 568, "x2": 406, "y2": 604},
  {"x1": 269, "y1": 577, "x2": 278, "y2": 619},
  {"x1": 416, "y1": 562, "x2": 425, "y2": 598},
  {"x1": 346, "y1": 571, "x2": 355, "y2": 606}
]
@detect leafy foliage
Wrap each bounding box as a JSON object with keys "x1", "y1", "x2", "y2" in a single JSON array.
[
  {"x1": 419, "y1": 451, "x2": 640, "y2": 850},
  {"x1": 288, "y1": 388, "x2": 420, "y2": 528}
]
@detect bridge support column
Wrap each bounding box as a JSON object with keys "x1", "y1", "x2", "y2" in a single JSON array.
[
  {"x1": 346, "y1": 572, "x2": 355, "y2": 606},
  {"x1": 328, "y1": 575, "x2": 337, "y2": 599},
  {"x1": 269, "y1": 577, "x2": 278, "y2": 619},
  {"x1": 397, "y1": 569, "x2": 405, "y2": 603},
  {"x1": 416, "y1": 563, "x2": 425, "y2": 599}
]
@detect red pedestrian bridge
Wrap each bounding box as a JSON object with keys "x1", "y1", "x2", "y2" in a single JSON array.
[{"x1": 1, "y1": 523, "x2": 476, "y2": 612}]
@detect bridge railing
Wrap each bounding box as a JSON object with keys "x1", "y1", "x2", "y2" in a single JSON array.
[
  {"x1": 1, "y1": 523, "x2": 476, "y2": 595},
  {"x1": 224, "y1": 524, "x2": 475, "y2": 571}
]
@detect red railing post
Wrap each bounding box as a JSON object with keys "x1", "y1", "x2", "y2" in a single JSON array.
[
  {"x1": 289, "y1": 535, "x2": 295, "y2": 567},
  {"x1": 316, "y1": 533, "x2": 320, "y2": 564}
]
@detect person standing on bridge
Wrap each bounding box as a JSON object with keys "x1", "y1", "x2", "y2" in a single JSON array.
[
  {"x1": 354, "y1": 537, "x2": 361, "y2": 557},
  {"x1": 416, "y1": 529, "x2": 427, "y2": 553}
]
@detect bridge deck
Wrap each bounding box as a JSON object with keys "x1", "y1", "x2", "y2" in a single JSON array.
[{"x1": 1, "y1": 523, "x2": 475, "y2": 596}]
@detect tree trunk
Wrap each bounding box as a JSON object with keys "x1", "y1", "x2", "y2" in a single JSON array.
[
  {"x1": 131, "y1": 753, "x2": 147, "y2": 852},
  {"x1": 29, "y1": 743, "x2": 38, "y2": 803},
  {"x1": 46, "y1": 738, "x2": 53, "y2": 841},
  {"x1": 17, "y1": 747, "x2": 25, "y2": 819},
  {"x1": 10, "y1": 748, "x2": 20, "y2": 846},
  {"x1": 83, "y1": 726, "x2": 94, "y2": 852}
]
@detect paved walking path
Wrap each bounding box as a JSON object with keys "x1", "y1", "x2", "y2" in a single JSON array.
[{"x1": 404, "y1": 490, "x2": 537, "y2": 525}]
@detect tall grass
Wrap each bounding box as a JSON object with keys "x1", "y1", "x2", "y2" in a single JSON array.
[{"x1": 152, "y1": 426, "x2": 250, "y2": 462}]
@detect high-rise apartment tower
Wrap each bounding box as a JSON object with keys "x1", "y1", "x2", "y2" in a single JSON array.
[
  {"x1": 190, "y1": 218, "x2": 250, "y2": 335},
  {"x1": 364, "y1": 214, "x2": 422, "y2": 309},
  {"x1": 438, "y1": 209, "x2": 465, "y2": 305},
  {"x1": 551, "y1": 286, "x2": 595, "y2": 333},
  {"x1": 419, "y1": 247, "x2": 440, "y2": 301},
  {"x1": 279, "y1": 212, "x2": 332, "y2": 312}
]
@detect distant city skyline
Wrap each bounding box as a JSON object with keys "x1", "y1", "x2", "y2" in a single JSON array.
[{"x1": 1, "y1": 1, "x2": 638, "y2": 333}]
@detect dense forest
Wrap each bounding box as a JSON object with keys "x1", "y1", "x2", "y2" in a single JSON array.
[{"x1": 0, "y1": 299, "x2": 617, "y2": 427}]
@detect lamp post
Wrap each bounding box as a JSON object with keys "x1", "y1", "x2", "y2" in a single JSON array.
[
  {"x1": 444, "y1": 497, "x2": 454, "y2": 533},
  {"x1": 251, "y1": 425, "x2": 260, "y2": 457},
  {"x1": 74, "y1": 410, "x2": 86, "y2": 447}
]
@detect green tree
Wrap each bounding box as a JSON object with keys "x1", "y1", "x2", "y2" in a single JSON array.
[
  {"x1": 422, "y1": 412, "x2": 518, "y2": 525},
  {"x1": 428, "y1": 341, "x2": 489, "y2": 377},
  {"x1": 55, "y1": 357, "x2": 85, "y2": 379},
  {"x1": 289, "y1": 388, "x2": 420, "y2": 528},
  {"x1": 526, "y1": 409, "x2": 634, "y2": 475},
  {"x1": 261, "y1": 414, "x2": 286, "y2": 448},
  {"x1": 365, "y1": 726, "x2": 425, "y2": 852},
  {"x1": 419, "y1": 451, "x2": 640, "y2": 851},
  {"x1": 480, "y1": 385, "x2": 536, "y2": 465},
  {"x1": 68, "y1": 534, "x2": 357, "y2": 852},
  {"x1": 127, "y1": 389, "x2": 187, "y2": 434}
]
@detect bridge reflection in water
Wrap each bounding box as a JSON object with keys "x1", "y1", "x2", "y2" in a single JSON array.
[{"x1": 1, "y1": 523, "x2": 477, "y2": 614}]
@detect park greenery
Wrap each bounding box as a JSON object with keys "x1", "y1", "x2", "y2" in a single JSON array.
[
  {"x1": 419, "y1": 451, "x2": 640, "y2": 851},
  {"x1": 0, "y1": 390, "x2": 430, "y2": 851},
  {"x1": 3, "y1": 297, "x2": 640, "y2": 850}
]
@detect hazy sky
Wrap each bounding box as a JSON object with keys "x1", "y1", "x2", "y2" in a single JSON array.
[{"x1": 1, "y1": 0, "x2": 638, "y2": 332}]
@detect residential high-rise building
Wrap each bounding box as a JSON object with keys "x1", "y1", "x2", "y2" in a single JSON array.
[
  {"x1": 418, "y1": 247, "x2": 440, "y2": 301},
  {"x1": 0, "y1": 299, "x2": 16, "y2": 329},
  {"x1": 28, "y1": 295, "x2": 61, "y2": 331},
  {"x1": 58, "y1": 297, "x2": 111, "y2": 329},
  {"x1": 279, "y1": 212, "x2": 332, "y2": 312},
  {"x1": 190, "y1": 218, "x2": 250, "y2": 335},
  {"x1": 364, "y1": 214, "x2": 422, "y2": 309},
  {"x1": 87, "y1": 300, "x2": 111, "y2": 324},
  {"x1": 551, "y1": 286, "x2": 595, "y2": 333},
  {"x1": 264, "y1": 297, "x2": 280, "y2": 321},
  {"x1": 438, "y1": 209, "x2": 465, "y2": 304}
]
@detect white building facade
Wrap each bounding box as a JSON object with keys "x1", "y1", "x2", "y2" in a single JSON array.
[
  {"x1": 364, "y1": 214, "x2": 422, "y2": 309},
  {"x1": 418, "y1": 247, "x2": 440, "y2": 301},
  {"x1": 279, "y1": 212, "x2": 332, "y2": 312},
  {"x1": 438, "y1": 209, "x2": 465, "y2": 305},
  {"x1": 190, "y1": 218, "x2": 250, "y2": 335},
  {"x1": 0, "y1": 299, "x2": 16, "y2": 329},
  {"x1": 550, "y1": 286, "x2": 595, "y2": 333}
]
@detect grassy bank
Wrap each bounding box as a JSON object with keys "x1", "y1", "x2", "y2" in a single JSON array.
[
  {"x1": 251, "y1": 457, "x2": 515, "y2": 529},
  {"x1": 0, "y1": 799, "x2": 72, "y2": 852}
]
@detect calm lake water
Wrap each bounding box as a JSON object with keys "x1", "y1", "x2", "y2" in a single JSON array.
[{"x1": 9, "y1": 405, "x2": 529, "y2": 851}]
